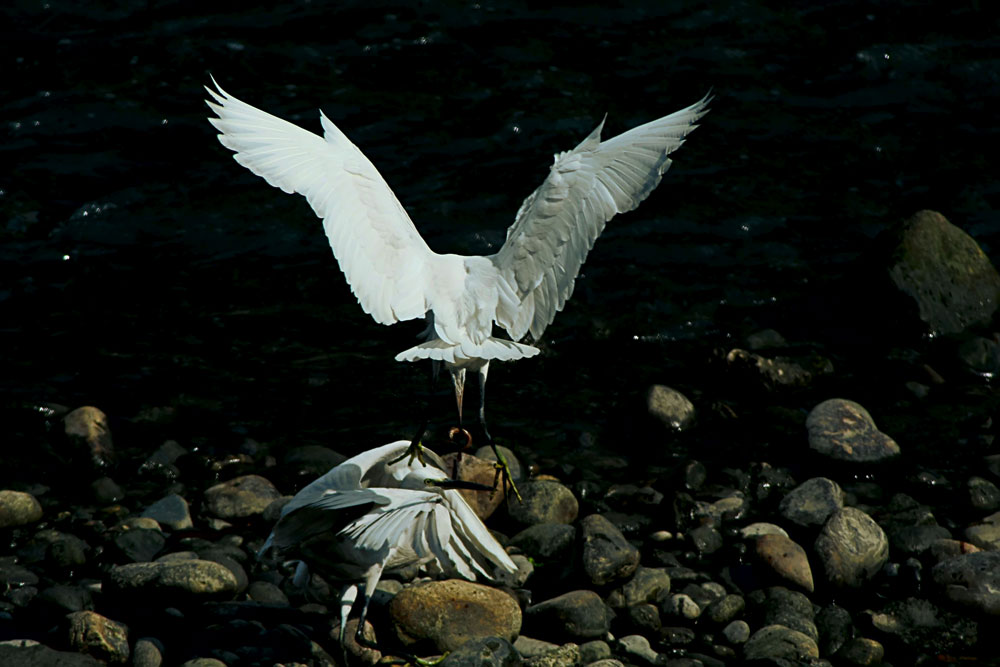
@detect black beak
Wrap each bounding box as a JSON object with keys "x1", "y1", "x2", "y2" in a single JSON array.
[{"x1": 435, "y1": 479, "x2": 494, "y2": 492}]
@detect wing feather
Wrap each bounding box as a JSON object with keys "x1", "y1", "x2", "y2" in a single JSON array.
[
  {"x1": 491, "y1": 93, "x2": 711, "y2": 340},
  {"x1": 206, "y1": 78, "x2": 435, "y2": 325}
]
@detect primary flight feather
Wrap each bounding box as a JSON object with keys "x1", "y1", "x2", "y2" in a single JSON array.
[{"x1": 206, "y1": 78, "x2": 709, "y2": 483}]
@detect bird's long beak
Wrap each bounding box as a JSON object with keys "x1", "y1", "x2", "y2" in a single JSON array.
[{"x1": 432, "y1": 479, "x2": 494, "y2": 492}]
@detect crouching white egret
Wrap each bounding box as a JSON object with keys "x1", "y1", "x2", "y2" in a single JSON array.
[
  {"x1": 259, "y1": 439, "x2": 518, "y2": 654},
  {"x1": 206, "y1": 78, "x2": 710, "y2": 497}
]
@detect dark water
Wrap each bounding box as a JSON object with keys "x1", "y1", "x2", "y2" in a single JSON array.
[{"x1": 2, "y1": 2, "x2": 999, "y2": 481}]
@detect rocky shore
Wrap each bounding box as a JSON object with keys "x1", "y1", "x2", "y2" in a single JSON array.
[{"x1": 3, "y1": 211, "x2": 1000, "y2": 666}]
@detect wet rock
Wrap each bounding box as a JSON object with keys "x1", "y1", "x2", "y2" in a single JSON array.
[
  {"x1": 509, "y1": 523, "x2": 575, "y2": 562},
  {"x1": 753, "y1": 534, "x2": 814, "y2": 592},
  {"x1": 198, "y1": 551, "x2": 248, "y2": 593},
  {"x1": 142, "y1": 494, "x2": 193, "y2": 530},
  {"x1": 617, "y1": 634, "x2": 659, "y2": 664},
  {"x1": 63, "y1": 406, "x2": 115, "y2": 467},
  {"x1": 815, "y1": 508, "x2": 888, "y2": 587},
  {"x1": 36, "y1": 584, "x2": 92, "y2": 615},
  {"x1": 66, "y1": 610, "x2": 130, "y2": 663},
  {"x1": 132, "y1": 638, "x2": 164, "y2": 667},
  {"x1": 0, "y1": 642, "x2": 101, "y2": 666},
  {"x1": 512, "y1": 636, "x2": 559, "y2": 658},
  {"x1": 0, "y1": 490, "x2": 43, "y2": 528},
  {"x1": 748, "y1": 587, "x2": 817, "y2": 642},
  {"x1": 138, "y1": 441, "x2": 187, "y2": 481},
  {"x1": 743, "y1": 624, "x2": 819, "y2": 662},
  {"x1": 525, "y1": 590, "x2": 613, "y2": 642},
  {"x1": 932, "y1": 551, "x2": 1000, "y2": 614},
  {"x1": 438, "y1": 636, "x2": 522, "y2": 667},
  {"x1": 586, "y1": 661, "x2": 624, "y2": 667},
  {"x1": 704, "y1": 594, "x2": 745, "y2": 625},
  {"x1": 619, "y1": 567, "x2": 670, "y2": 607},
  {"x1": 580, "y1": 514, "x2": 639, "y2": 586},
  {"x1": 658, "y1": 625, "x2": 696, "y2": 646},
  {"x1": 247, "y1": 580, "x2": 288, "y2": 605},
  {"x1": 578, "y1": 639, "x2": 610, "y2": 662},
  {"x1": 646, "y1": 385, "x2": 695, "y2": 430},
  {"x1": 929, "y1": 538, "x2": 980, "y2": 562},
  {"x1": 32, "y1": 529, "x2": 89, "y2": 569},
  {"x1": 106, "y1": 559, "x2": 238, "y2": 602},
  {"x1": 865, "y1": 598, "x2": 977, "y2": 656},
  {"x1": 661, "y1": 593, "x2": 700, "y2": 620},
  {"x1": 522, "y1": 642, "x2": 579, "y2": 667},
  {"x1": 890, "y1": 523, "x2": 953, "y2": 556},
  {"x1": 968, "y1": 476, "x2": 1000, "y2": 512},
  {"x1": 203, "y1": 474, "x2": 281, "y2": 519},
  {"x1": 958, "y1": 336, "x2": 1000, "y2": 376},
  {"x1": 441, "y1": 452, "x2": 506, "y2": 520},
  {"x1": 726, "y1": 347, "x2": 835, "y2": 389},
  {"x1": 778, "y1": 477, "x2": 844, "y2": 527},
  {"x1": 91, "y1": 477, "x2": 124, "y2": 503},
  {"x1": 722, "y1": 620, "x2": 750, "y2": 644},
  {"x1": 389, "y1": 580, "x2": 521, "y2": 652},
  {"x1": 815, "y1": 604, "x2": 853, "y2": 656},
  {"x1": 507, "y1": 481, "x2": 578, "y2": 527},
  {"x1": 0, "y1": 562, "x2": 40, "y2": 590},
  {"x1": 113, "y1": 528, "x2": 165, "y2": 562},
  {"x1": 964, "y1": 510, "x2": 1000, "y2": 550},
  {"x1": 494, "y1": 554, "x2": 533, "y2": 589},
  {"x1": 739, "y1": 522, "x2": 788, "y2": 539},
  {"x1": 837, "y1": 637, "x2": 884, "y2": 665},
  {"x1": 688, "y1": 525, "x2": 723, "y2": 554},
  {"x1": 806, "y1": 399, "x2": 900, "y2": 462},
  {"x1": 885, "y1": 210, "x2": 1000, "y2": 335},
  {"x1": 179, "y1": 659, "x2": 228, "y2": 667},
  {"x1": 623, "y1": 603, "x2": 660, "y2": 634}
]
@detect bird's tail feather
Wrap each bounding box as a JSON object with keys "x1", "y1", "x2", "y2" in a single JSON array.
[{"x1": 395, "y1": 337, "x2": 539, "y2": 364}]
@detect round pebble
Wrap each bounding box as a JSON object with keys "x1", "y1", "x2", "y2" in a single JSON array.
[
  {"x1": 806, "y1": 399, "x2": 901, "y2": 462},
  {"x1": 0, "y1": 490, "x2": 43, "y2": 528},
  {"x1": 815, "y1": 507, "x2": 889, "y2": 587}
]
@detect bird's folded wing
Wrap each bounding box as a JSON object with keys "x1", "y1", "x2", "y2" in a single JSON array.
[
  {"x1": 206, "y1": 78, "x2": 435, "y2": 324},
  {"x1": 490, "y1": 93, "x2": 711, "y2": 341}
]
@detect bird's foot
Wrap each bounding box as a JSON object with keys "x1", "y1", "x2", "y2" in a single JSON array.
[
  {"x1": 389, "y1": 440, "x2": 425, "y2": 467},
  {"x1": 491, "y1": 452, "x2": 522, "y2": 503},
  {"x1": 390, "y1": 422, "x2": 428, "y2": 467}
]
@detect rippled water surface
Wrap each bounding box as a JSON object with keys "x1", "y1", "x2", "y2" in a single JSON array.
[{"x1": 3, "y1": 2, "x2": 999, "y2": 479}]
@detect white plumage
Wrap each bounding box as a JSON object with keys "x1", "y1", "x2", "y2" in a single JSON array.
[
  {"x1": 206, "y1": 79, "x2": 709, "y2": 469},
  {"x1": 260, "y1": 440, "x2": 517, "y2": 645}
]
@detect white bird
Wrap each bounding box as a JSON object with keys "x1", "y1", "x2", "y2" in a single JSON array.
[
  {"x1": 260, "y1": 439, "x2": 518, "y2": 650},
  {"x1": 206, "y1": 79, "x2": 710, "y2": 493}
]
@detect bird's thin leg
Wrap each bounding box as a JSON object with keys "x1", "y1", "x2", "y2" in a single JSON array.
[
  {"x1": 478, "y1": 363, "x2": 522, "y2": 502},
  {"x1": 338, "y1": 583, "x2": 359, "y2": 665}
]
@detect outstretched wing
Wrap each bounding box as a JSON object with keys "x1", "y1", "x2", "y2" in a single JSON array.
[
  {"x1": 206, "y1": 78, "x2": 435, "y2": 325},
  {"x1": 490, "y1": 94, "x2": 711, "y2": 341}
]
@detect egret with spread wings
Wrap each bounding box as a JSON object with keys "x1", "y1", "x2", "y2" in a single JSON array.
[
  {"x1": 206, "y1": 79, "x2": 710, "y2": 497},
  {"x1": 259, "y1": 439, "x2": 517, "y2": 654}
]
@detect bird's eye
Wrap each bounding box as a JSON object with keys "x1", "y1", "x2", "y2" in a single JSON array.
[{"x1": 424, "y1": 478, "x2": 435, "y2": 486}]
